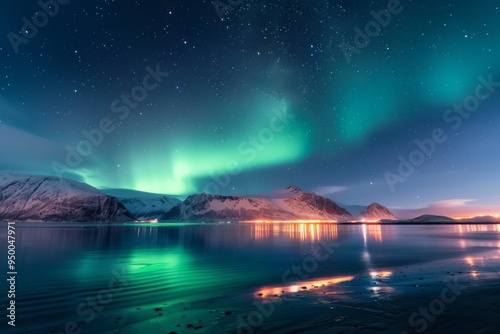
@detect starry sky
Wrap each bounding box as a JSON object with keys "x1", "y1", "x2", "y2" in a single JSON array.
[{"x1": 0, "y1": 0, "x2": 499, "y2": 216}]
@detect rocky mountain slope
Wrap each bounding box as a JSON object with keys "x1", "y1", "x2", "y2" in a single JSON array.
[
  {"x1": 161, "y1": 186, "x2": 393, "y2": 222},
  {"x1": 268, "y1": 186, "x2": 353, "y2": 221},
  {"x1": 161, "y1": 193, "x2": 295, "y2": 222},
  {"x1": 360, "y1": 203, "x2": 397, "y2": 220},
  {"x1": 0, "y1": 173, "x2": 135, "y2": 222}
]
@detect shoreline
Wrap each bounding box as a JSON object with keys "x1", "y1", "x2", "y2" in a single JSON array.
[
  {"x1": 36, "y1": 247, "x2": 497, "y2": 334},
  {"x1": 3, "y1": 220, "x2": 500, "y2": 225}
]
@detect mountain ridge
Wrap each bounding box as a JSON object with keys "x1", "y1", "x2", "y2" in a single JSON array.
[
  {"x1": 360, "y1": 203, "x2": 397, "y2": 220},
  {"x1": 0, "y1": 173, "x2": 135, "y2": 222},
  {"x1": 160, "y1": 187, "x2": 394, "y2": 222}
]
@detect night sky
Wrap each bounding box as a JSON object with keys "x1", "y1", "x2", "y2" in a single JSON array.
[{"x1": 1, "y1": 0, "x2": 499, "y2": 216}]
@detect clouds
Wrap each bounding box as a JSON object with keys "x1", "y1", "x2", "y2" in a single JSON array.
[
  {"x1": 428, "y1": 199, "x2": 475, "y2": 208},
  {"x1": 312, "y1": 186, "x2": 349, "y2": 196},
  {"x1": 0, "y1": 125, "x2": 62, "y2": 172},
  {"x1": 392, "y1": 198, "x2": 499, "y2": 219},
  {"x1": 0, "y1": 95, "x2": 26, "y2": 127}
]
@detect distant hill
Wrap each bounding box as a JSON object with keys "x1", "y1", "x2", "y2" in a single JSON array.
[{"x1": 381, "y1": 215, "x2": 456, "y2": 224}]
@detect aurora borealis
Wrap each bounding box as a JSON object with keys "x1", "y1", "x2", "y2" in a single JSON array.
[{"x1": 1, "y1": 1, "x2": 499, "y2": 215}]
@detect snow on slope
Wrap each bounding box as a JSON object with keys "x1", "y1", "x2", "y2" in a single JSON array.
[
  {"x1": 161, "y1": 193, "x2": 295, "y2": 222},
  {"x1": 360, "y1": 203, "x2": 397, "y2": 221},
  {"x1": 269, "y1": 186, "x2": 352, "y2": 221},
  {"x1": 0, "y1": 173, "x2": 134, "y2": 222},
  {"x1": 102, "y1": 189, "x2": 181, "y2": 219},
  {"x1": 162, "y1": 186, "x2": 355, "y2": 222}
]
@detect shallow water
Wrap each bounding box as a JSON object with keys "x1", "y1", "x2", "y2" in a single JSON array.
[{"x1": 2, "y1": 222, "x2": 500, "y2": 333}]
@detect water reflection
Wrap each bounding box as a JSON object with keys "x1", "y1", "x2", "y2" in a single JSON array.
[
  {"x1": 10, "y1": 222, "x2": 500, "y2": 333},
  {"x1": 255, "y1": 275, "x2": 355, "y2": 298},
  {"x1": 369, "y1": 271, "x2": 392, "y2": 278},
  {"x1": 361, "y1": 224, "x2": 384, "y2": 243},
  {"x1": 455, "y1": 224, "x2": 500, "y2": 233},
  {"x1": 453, "y1": 224, "x2": 500, "y2": 250},
  {"x1": 200, "y1": 222, "x2": 397, "y2": 243},
  {"x1": 253, "y1": 223, "x2": 339, "y2": 241}
]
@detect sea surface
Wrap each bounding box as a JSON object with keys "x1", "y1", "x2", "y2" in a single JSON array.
[{"x1": 2, "y1": 222, "x2": 500, "y2": 333}]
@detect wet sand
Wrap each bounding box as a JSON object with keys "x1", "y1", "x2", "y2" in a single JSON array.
[{"x1": 89, "y1": 250, "x2": 500, "y2": 334}]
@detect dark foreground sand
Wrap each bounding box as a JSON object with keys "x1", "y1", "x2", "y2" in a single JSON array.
[{"x1": 86, "y1": 250, "x2": 500, "y2": 334}]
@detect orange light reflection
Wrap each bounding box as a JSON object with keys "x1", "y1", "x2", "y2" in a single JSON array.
[
  {"x1": 255, "y1": 276, "x2": 355, "y2": 297},
  {"x1": 454, "y1": 225, "x2": 500, "y2": 233},
  {"x1": 253, "y1": 223, "x2": 338, "y2": 241},
  {"x1": 366, "y1": 224, "x2": 383, "y2": 242},
  {"x1": 247, "y1": 219, "x2": 338, "y2": 223},
  {"x1": 369, "y1": 271, "x2": 392, "y2": 278}
]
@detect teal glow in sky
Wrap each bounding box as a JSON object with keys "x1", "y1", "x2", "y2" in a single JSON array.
[{"x1": 1, "y1": 0, "x2": 499, "y2": 209}]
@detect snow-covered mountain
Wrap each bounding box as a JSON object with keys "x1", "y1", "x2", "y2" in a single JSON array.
[
  {"x1": 0, "y1": 173, "x2": 398, "y2": 223},
  {"x1": 161, "y1": 193, "x2": 295, "y2": 222},
  {"x1": 360, "y1": 203, "x2": 397, "y2": 221},
  {"x1": 161, "y1": 186, "x2": 358, "y2": 222},
  {"x1": 102, "y1": 188, "x2": 181, "y2": 220},
  {"x1": 267, "y1": 186, "x2": 352, "y2": 221},
  {"x1": 0, "y1": 173, "x2": 135, "y2": 222}
]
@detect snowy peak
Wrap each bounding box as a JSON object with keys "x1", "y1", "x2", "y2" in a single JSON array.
[
  {"x1": 0, "y1": 173, "x2": 101, "y2": 197},
  {"x1": 284, "y1": 186, "x2": 303, "y2": 194},
  {"x1": 0, "y1": 173, "x2": 135, "y2": 222},
  {"x1": 261, "y1": 186, "x2": 304, "y2": 199},
  {"x1": 270, "y1": 189, "x2": 352, "y2": 221},
  {"x1": 161, "y1": 193, "x2": 294, "y2": 222},
  {"x1": 162, "y1": 187, "x2": 354, "y2": 222},
  {"x1": 360, "y1": 203, "x2": 397, "y2": 221}
]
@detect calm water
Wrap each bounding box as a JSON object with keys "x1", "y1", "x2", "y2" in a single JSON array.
[{"x1": 2, "y1": 223, "x2": 500, "y2": 333}]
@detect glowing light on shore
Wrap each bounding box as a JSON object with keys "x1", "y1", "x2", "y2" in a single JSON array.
[
  {"x1": 137, "y1": 218, "x2": 158, "y2": 223},
  {"x1": 245, "y1": 219, "x2": 338, "y2": 223},
  {"x1": 455, "y1": 214, "x2": 500, "y2": 220},
  {"x1": 360, "y1": 219, "x2": 382, "y2": 223},
  {"x1": 369, "y1": 271, "x2": 392, "y2": 278}
]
